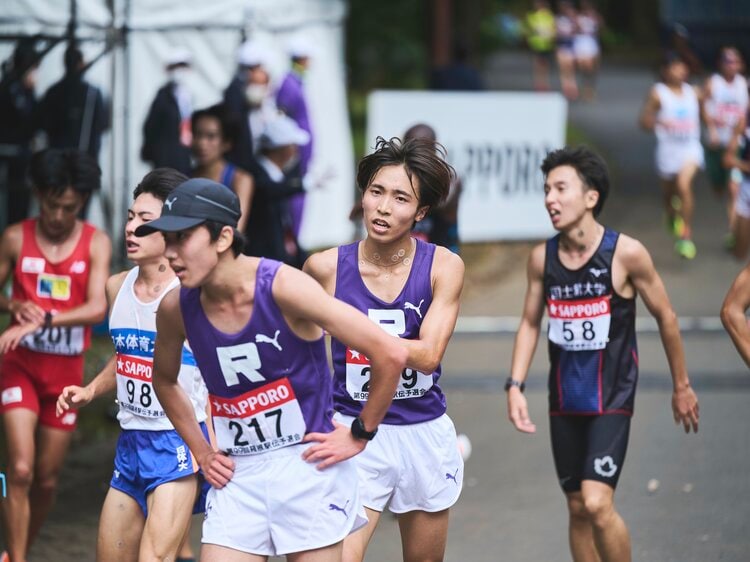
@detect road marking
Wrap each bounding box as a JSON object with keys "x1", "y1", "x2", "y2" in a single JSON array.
[{"x1": 455, "y1": 316, "x2": 726, "y2": 335}]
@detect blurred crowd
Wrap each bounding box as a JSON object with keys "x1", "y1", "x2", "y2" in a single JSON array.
[
  {"x1": 0, "y1": 37, "x2": 329, "y2": 268},
  {"x1": 523, "y1": 0, "x2": 604, "y2": 101}
]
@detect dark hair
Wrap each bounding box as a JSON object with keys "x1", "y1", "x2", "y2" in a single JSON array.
[
  {"x1": 403, "y1": 123, "x2": 437, "y2": 143},
  {"x1": 204, "y1": 220, "x2": 246, "y2": 257},
  {"x1": 64, "y1": 45, "x2": 83, "y2": 75},
  {"x1": 132, "y1": 168, "x2": 188, "y2": 202},
  {"x1": 29, "y1": 148, "x2": 101, "y2": 197},
  {"x1": 356, "y1": 136, "x2": 454, "y2": 211},
  {"x1": 541, "y1": 146, "x2": 609, "y2": 216},
  {"x1": 191, "y1": 104, "x2": 240, "y2": 148}
]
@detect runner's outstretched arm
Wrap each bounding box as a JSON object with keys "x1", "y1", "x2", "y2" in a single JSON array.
[
  {"x1": 619, "y1": 236, "x2": 699, "y2": 433},
  {"x1": 721, "y1": 263, "x2": 750, "y2": 368},
  {"x1": 273, "y1": 265, "x2": 407, "y2": 469},
  {"x1": 153, "y1": 287, "x2": 235, "y2": 488},
  {"x1": 395, "y1": 248, "x2": 464, "y2": 373},
  {"x1": 639, "y1": 87, "x2": 660, "y2": 131},
  {"x1": 507, "y1": 244, "x2": 546, "y2": 434}
]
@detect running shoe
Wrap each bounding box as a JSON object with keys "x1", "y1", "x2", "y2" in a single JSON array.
[
  {"x1": 675, "y1": 239, "x2": 697, "y2": 259},
  {"x1": 665, "y1": 214, "x2": 686, "y2": 238}
]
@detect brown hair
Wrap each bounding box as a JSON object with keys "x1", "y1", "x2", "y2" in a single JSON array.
[{"x1": 356, "y1": 136, "x2": 453, "y2": 211}]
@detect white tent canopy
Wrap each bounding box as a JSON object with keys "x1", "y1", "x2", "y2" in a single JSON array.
[{"x1": 1, "y1": 0, "x2": 355, "y2": 262}]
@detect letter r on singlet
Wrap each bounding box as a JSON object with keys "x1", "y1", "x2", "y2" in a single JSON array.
[
  {"x1": 216, "y1": 343, "x2": 265, "y2": 386},
  {"x1": 368, "y1": 309, "x2": 406, "y2": 337}
]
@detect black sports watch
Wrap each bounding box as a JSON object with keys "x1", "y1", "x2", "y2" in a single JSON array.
[
  {"x1": 504, "y1": 377, "x2": 526, "y2": 393},
  {"x1": 351, "y1": 416, "x2": 378, "y2": 441}
]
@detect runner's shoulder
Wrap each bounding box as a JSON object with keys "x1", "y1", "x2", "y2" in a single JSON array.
[
  {"x1": 527, "y1": 242, "x2": 547, "y2": 277},
  {"x1": 432, "y1": 245, "x2": 464, "y2": 274},
  {"x1": 614, "y1": 234, "x2": 652, "y2": 271},
  {"x1": 0, "y1": 222, "x2": 24, "y2": 258},
  {"x1": 302, "y1": 247, "x2": 338, "y2": 286}
]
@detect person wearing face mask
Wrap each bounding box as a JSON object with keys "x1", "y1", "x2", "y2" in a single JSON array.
[
  {"x1": 141, "y1": 48, "x2": 194, "y2": 175},
  {"x1": 247, "y1": 67, "x2": 280, "y2": 152},
  {"x1": 244, "y1": 115, "x2": 310, "y2": 266},
  {"x1": 276, "y1": 37, "x2": 315, "y2": 240},
  {"x1": 223, "y1": 40, "x2": 271, "y2": 174}
]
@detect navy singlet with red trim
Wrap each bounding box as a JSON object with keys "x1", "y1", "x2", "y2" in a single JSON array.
[{"x1": 544, "y1": 228, "x2": 638, "y2": 415}]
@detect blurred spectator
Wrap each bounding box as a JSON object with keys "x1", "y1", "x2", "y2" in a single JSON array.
[
  {"x1": 523, "y1": 0, "x2": 556, "y2": 91},
  {"x1": 555, "y1": 0, "x2": 579, "y2": 100},
  {"x1": 38, "y1": 44, "x2": 108, "y2": 163},
  {"x1": 573, "y1": 0, "x2": 604, "y2": 100},
  {"x1": 244, "y1": 115, "x2": 309, "y2": 267},
  {"x1": 430, "y1": 41, "x2": 484, "y2": 91},
  {"x1": 141, "y1": 48, "x2": 194, "y2": 175},
  {"x1": 701, "y1": 47, "x2": 748, "y2": 247},
  {"x1": 404, "y1": 123, "x2": 462, "y2": 254},
  {"x1": 191, "y1": 104, "x2": 254, "y2": 232},
  {"x1": 0, "y1": 40, "x2": 39, "y2": 229},
  {"x1": 247, "y1": 66, "x2": 279, "y2": 152},
  {"x1": 276, "y1": 37, "x2": 315, "y2": 239},
  {"x1": 223, "y1": 40, "x2": 269, "y2": 173}
]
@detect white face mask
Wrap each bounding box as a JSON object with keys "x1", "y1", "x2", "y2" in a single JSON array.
[
  {"x1": 245, "y1": 84, "x2": 268, "y2": 107},
  {"x1": 169, "y1": 68, "x2": 190, "y2": 86}
]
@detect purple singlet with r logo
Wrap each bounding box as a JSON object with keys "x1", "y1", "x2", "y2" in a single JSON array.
[
  {"x1": 180, "y1": 259, "x2": 334, "y2": 455},
  {"x1": 331, "y1": 239, "x2": 446, "y2": 425}
]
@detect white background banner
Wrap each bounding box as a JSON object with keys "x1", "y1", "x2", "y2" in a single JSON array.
[{"x1": 367, "y1": 91, "x2": 567, "y2": 241}]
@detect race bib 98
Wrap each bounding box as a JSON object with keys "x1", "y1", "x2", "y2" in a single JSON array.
[
  {"x1": 548, "y1": 296, "x2": 611, "y2": 351},
  {"x1": 115, "y1": 353, "x2": 165, "y2": 418},
  {"x1": 210, "y1": 378, "x2": 306, "y2": 455}
]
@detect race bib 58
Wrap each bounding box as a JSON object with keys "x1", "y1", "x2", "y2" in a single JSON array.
[{"x1": 548, "y1": 295, "x2": 611, "y2": 351}]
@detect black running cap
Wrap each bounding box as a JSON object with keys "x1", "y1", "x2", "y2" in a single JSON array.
[{"x1": 135, "y1": 178, "x2": 240, "y2": 236}]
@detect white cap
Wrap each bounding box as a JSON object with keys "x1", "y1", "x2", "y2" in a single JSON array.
[
  {"x1": 165, "y1": 47, "x2": 191, "y2": 68},
  {"x1": 237, "y1": 40, "x2": 269, "y2": 68},
  {"x1": 287, "y1": 36, "x2": 315, "y2": 59},
  {"x1": 259, "y1": 115, "x2": 310, "y2": 149}
]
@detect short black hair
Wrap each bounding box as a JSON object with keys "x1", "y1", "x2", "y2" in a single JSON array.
[
  {"x1": 204, "y1": 220, "x2": 246, "y2": 257},
  {"x1": 357, "y1": 136, "x2": 454, "y2": 211},
  {"x1": 133, "y1": 168, "x2": 188, "y2": 202},
  {"x1": 541, "y1": 146, "x2": 610, "y2": 216},
  {"x1": 191, "y1": 104, "x2": 240, "y2": 148},
  {"x1": 29, "y1": 149, "x2": 101, "y2": 198}
]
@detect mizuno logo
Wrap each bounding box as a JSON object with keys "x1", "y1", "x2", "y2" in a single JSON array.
[
  {"x1": 589, "y1": 267, "x2": 608, "y2": 278},
  {"x1": 329, "y1": 500, "x2": 349, "y2": 517},
  {"x1": 165, "y1": 197, "x2": 176, "y2": 210},
  {"x1": 404, "y1": 299, "x2": 425, "y2": 318},
  {"x1": 255, "y1": 329, "x2": 282, "y2": 351},
  {"x1": 445, "y1": 468, "x2": 459, "y2": 484}
]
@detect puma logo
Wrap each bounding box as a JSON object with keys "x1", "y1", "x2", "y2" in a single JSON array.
[
  {"x1": 165, "y1": 197, "x2": 177, "y2": 211},
  {"x1": 445, "y1": 468, "x2": 459, "y2": 484},
  {"x1": 404, "y1": 299, "x2": 425, "y2": 318},
  {"x1": 255, "y1": 330, "x2": 282, "y2": 351},
  {"x1": 328, "y1": 500, "x2": 349, "y2": 517}
]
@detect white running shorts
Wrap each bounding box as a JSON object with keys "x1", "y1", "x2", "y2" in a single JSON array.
[
  {"x1": 655, "y1": 141, "x2": 705, "y2": 180},
  {"x1": 335, "y1": 412, "x2": 464, "y2": 514},
  {"x1": 202, "y1": 443, "x2": 367, "y2": 557}
]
